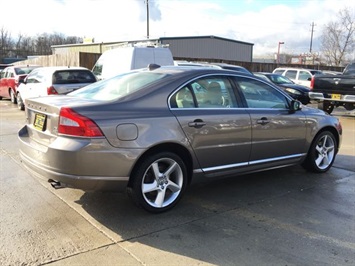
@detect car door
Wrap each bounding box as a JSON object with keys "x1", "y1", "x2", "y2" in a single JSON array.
[
  {"x1": 170, "y1": 75, "x2": 252, "y2": 176},
  {"x1": 233, "y1": 76, "x2": 307, "y2": 167},
  {"x1": 19, "y1": 69, "x2": 45, "y2": 102},
  {"x1": 0, "y1": 68, "x2": 11, "y2": 97},
  {"x1": 0, "y1": 69, "x2": 6, "y2": 96}
]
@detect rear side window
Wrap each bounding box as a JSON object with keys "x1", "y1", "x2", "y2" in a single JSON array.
[
  {"x1": 171, "y1": 76, "x2": 238, "y2": 109},
  {"x1": 284, "y1": 70, "x2": 297, "y2": 79},
  {"x1": 53, "y1": 70, "x2": 96, "y2": 84},
  {"x1": 273, "y1": 69, "x2": 285, "y2": 74}
]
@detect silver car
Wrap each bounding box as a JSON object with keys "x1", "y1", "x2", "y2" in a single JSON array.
[{"x1": 18, "y1": 66, "x2": 342, "y2": 213}]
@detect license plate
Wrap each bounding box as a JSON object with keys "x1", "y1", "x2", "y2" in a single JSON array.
[
  {"x1": 331, "y1": 94, "x2": 341, "y2": 100},
  {"x1": 33, "y1": 113, "x2": 46, "y2": 131}
]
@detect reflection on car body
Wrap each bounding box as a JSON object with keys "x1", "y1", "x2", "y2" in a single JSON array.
[
  {"x1": 18, "y1": 65, "x2": 342, "y2": 213},
  {"x1": 254, "y1": 72, "x2": 311, "y2": 105}
]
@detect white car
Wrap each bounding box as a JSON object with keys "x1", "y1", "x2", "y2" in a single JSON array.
[
  {"x1": 17, "y1": 66, "x2": 97, "y2": 110},
  {"x1": 272, "y1": 67, "x2": 323, "y2": 88}
]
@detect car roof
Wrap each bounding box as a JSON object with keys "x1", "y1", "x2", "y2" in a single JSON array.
[
  {"x1": 32, "y1": 66, "x2": 90, "y2": 74},
  {"x1": 274, "y1": 67, "x2": 321, "y2": 71},
  {"x1": 145, "y1": 65, "x2": 252, "y2": 76}
]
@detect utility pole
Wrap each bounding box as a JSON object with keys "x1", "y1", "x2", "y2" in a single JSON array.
[
  {"x1": 146, "y1": 0, "x2": 150, "y2": 39},
  {"x1": 309, "y1": 22, "x2": 316, "y2": 53},
  {"x1": 277, "y1": 41, "x2": 284, "y2": 64}
]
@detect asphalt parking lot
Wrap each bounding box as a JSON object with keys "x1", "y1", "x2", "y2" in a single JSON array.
[{"x1": 1, "y1": 99, "x2": 354, "y2": 266}]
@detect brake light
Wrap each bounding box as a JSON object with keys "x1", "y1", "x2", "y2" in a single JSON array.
[
  {"x1": 47, "y1": 86, "x2": 58, "y2": 95},
  {"x1": 58, "y1": 107, "x2": 104, "y2": 137},
  {"x1": 310, "y1": 76, "x2": 314, "y2": 90}
]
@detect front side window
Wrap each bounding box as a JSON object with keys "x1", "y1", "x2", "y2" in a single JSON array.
[
  {"x1": 25, "y1": 70, "x2": 42, "y2": 84},
  {"x1": 235, "y1": 77, "x2": 288, "y2": 109}
]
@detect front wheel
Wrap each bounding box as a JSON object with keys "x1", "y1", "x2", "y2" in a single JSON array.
[
  {"x1": 10, "y1": 89, "x2": 17, "y2": 104},
  {"x1": 302, "y1": 131, "x2": 337, "y2": 173},
  {"x1": 17, "y1": 93, "x2": 25, "y2": 111},
  {"x1": 128, "y1": 152, "x2": 188, "y2": 213}
]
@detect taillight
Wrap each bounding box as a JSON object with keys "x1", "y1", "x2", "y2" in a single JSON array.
[
  {"x1": 58, "y1": 107, "x2": 104, "y2": 137},
  {"x1": 47, "y1": 86, "x2": 58, "y2": 95},
  {"x1": 310, "y1": 76, "x2": 314, "y2": 90}
]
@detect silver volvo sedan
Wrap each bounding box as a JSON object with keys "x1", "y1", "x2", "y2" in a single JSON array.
[{"x1": 18, "y1": 65, "x2": 342, "y2": 213}]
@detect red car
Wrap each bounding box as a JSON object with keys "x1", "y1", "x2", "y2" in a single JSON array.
[{"x1": 0, "y1": 65, "x2": 40, "y2": 104}]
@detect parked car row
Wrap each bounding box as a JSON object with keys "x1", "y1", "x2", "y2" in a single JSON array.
[
  {"x1": 0, "y1": 61, "x2": 327, "y2": 114},
  {"x1": 0, "y1": 65, "x2": 40, "y2": 103},
  {"x1": 0, "y1": 65, "x2": 97, "y2": 110},
  {"x1": 16, "y1": 66, "x2": 97, "y2": 110}
]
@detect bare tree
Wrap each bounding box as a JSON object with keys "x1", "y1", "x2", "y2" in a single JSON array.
[
  {"x1": 0, "y1": 26, "x2": 81, "y2": 63},
  {"x1": 0, "y1": 27, "x2": 14, "y2": 59},
  {"x1": 321, "y1": 7, "x2": 355, "y2": 66}
]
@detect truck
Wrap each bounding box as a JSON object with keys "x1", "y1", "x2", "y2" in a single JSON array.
[{"x1": 309, "y1": 63, "x2": 355, "y2": 114}]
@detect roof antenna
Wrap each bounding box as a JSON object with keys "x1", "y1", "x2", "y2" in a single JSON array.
[{"x1": 148, "y1": 63, "x2": 160, "y2": 71}]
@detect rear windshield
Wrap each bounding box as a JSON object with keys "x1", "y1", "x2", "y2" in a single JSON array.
[
  {"x1": 52, "y1": 70, "x2": 97, "y2": 84},
  {"x1": 69, "y1": 71, "x2": 167, "y2": 101},
  {"x1": 15, "y1": 67, "x2": 37, "y2": 75},
  {"x1": 310, "y1": 70, "x2": 323, "y2": 75}
]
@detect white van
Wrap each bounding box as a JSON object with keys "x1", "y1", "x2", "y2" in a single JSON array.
[{"x1": 92, "y1": 46, "x2": 174, "y2": 80}]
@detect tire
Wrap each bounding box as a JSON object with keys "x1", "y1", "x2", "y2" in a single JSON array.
[
  {"x1": 302, "y1": 131, "x2": 337, "y2": 173},
  {"x1": 10, "y1": 89, "x2": 17, "y2": 104},
  {"x1": 17, "y1": 93, "x2": 25, "y2": 111},
  {"x1": 128, "y1": 152, "x2": 187, "y2": 213},
  {"x1": 318, "y1": 101, "x2": 334, "y2": 114}
]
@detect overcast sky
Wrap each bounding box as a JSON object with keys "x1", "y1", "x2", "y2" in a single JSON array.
[{"x1": 1, "y1": 0, "x2": 354, "y2": 57}]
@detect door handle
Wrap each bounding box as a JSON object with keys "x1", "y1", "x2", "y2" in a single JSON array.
[
  {"x1": 257, "y1": 117, "x2": 269, "y2": 125},
  {"x1": 188, "y1": 119, "x2": 206, "y2": 128}
]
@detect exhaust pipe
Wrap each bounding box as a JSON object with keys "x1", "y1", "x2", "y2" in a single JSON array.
[{"x1": 48, "y1": 179, "x2": 64, "y2": 189}]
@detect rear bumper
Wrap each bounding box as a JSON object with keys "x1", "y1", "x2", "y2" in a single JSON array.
[
  {"x1": 18, "y1": 125, "x2": 137, "y2": 191},
  {"x1": 19, "y1": 150, "x2": 129, "y2": 191},
  {"x1": 309, "y1": 92, "x2": 355, "y2": 103}
]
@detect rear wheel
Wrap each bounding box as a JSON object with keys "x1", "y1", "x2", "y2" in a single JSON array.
[
  {"x1": 10, "y1": 89, "x2": 17, "y2": 104},
  {"x1": 302, "y1": 131, "x2": 337, "y2": 173},
  {"x1": 128, "y1": 152, "x2": 187, "y2": 213},
  {"x1": 17, "y1": 93, "x2": 25, "y2": 110},
  {"x1": 318, "y1": 101, "x2": 334, "y2": 114}
]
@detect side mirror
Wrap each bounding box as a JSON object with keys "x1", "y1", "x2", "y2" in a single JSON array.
[{"x1": 289, "y1": 99, "x2": 301, "y2": 113}]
